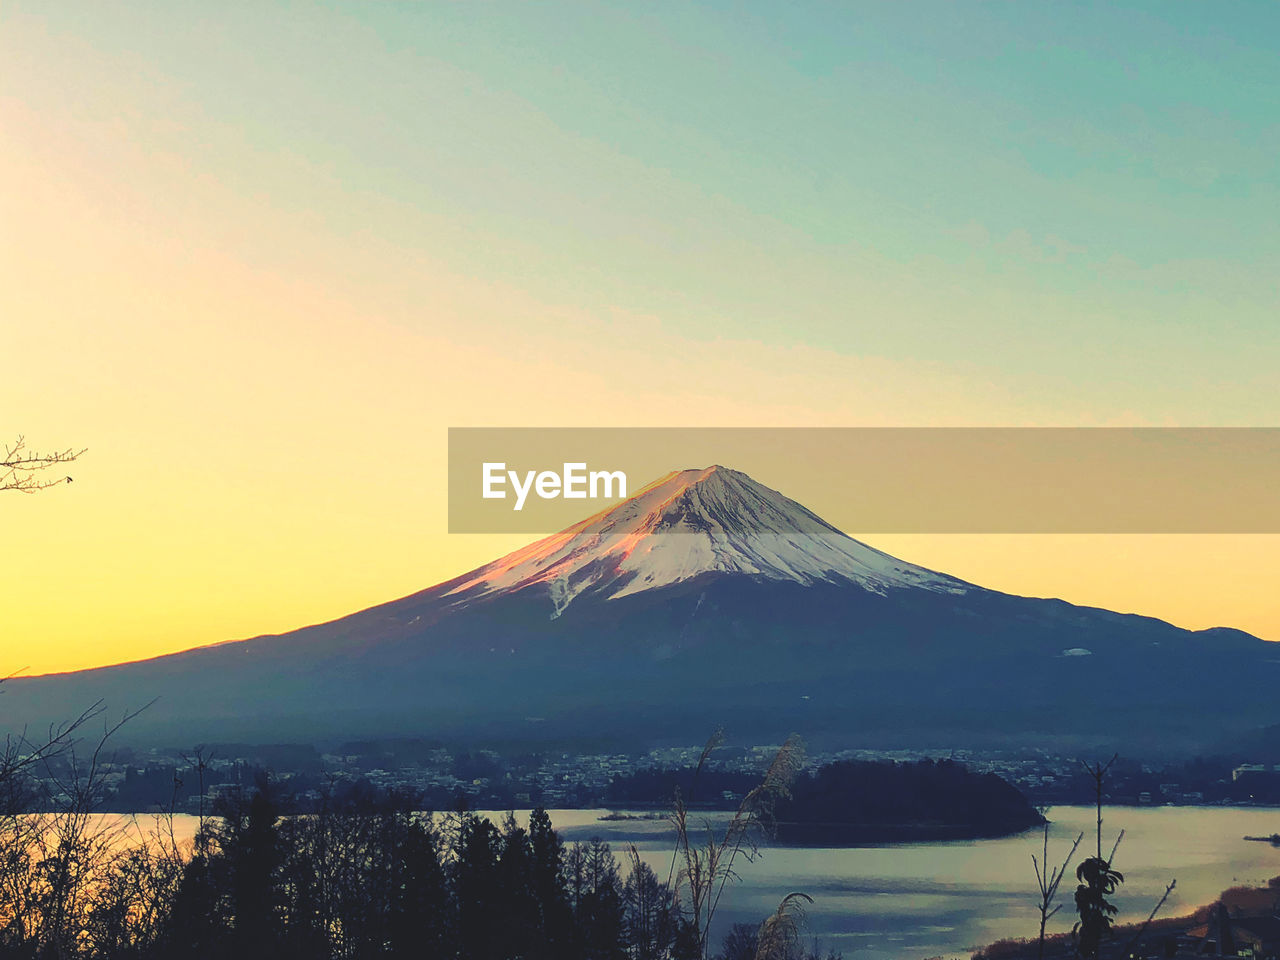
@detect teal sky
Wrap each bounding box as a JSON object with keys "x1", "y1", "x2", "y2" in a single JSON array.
[
  {"x1": 6, "y1": 2, "x2": 1280, "y2": 670},
  {"x1": 8, "y1": 1, "x2": 1278, "y2": 423}
]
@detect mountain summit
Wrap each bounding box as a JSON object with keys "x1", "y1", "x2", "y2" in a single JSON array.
[
  {"x1": 447, "y1": 465, "x2": 967, "y2": 618},
  {"x1": 2, "y1": 466, "x2": 1274, "y2": 753}
]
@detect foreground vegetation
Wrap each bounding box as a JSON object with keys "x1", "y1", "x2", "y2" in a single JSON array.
[
  {"x1": 0, "y1": 702, "x2": 1207, "y2": 960},
  {"x1": 1, "y1": 783, "x2": 846, "y2": 960},
  {"x1": 0, "y1": 720, "x2": 838, "y2": 960}
]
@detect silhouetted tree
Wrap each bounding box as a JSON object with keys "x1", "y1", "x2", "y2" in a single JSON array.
[
  {"x1": 671, "y1": 918, "x2": 703, "y2": 960},
  {"x1": 1073, "y1": 757, "x2": 1123, "y2": 960},
  {"x1": 494, "y1": 812, "x2": 542, "y2": 958},
  {"x1": 1074, "y1": 856, "x2": 1124, "y2": 960},
  {"x1": 623, "y1": 851, "x2": 677, "y2": 960},
  {"x1": 219, "y1": 783, "x2": 283, "y2": 960},
  {"x1": 454, "y1": 814, "x2": 504, "y2": 960},
  {"x1": 716, "y1": 923, "x2": 758, "y2": 960},
  {"x1": 568, "y1": 838, "x2": 626, "y2": 960},
  {"x1": 529, "y1": 807, "x2": 574, "y2": 960},
  {"x1": 387, "y1": 814, "x2": 451, "y2": 960},
  {"x1": 161, "y1": 846, "x2": 227, "y2": 960}
]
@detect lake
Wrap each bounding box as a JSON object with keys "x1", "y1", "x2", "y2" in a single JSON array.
[
  {"x1": 116, "y1": 804, "x2": 1280, "y2": 960},
  {"x1": 549, "y1": 805, "x2": 1280, "y2": 960}
]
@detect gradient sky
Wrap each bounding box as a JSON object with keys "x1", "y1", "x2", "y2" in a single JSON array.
[{"x1": 3, "y1": 2, "x2": 1278, "y2": 675}]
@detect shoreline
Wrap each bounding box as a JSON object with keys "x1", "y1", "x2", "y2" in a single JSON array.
[{"x1": 975, "y1": 874, "x2": 1280, "y2": 960}]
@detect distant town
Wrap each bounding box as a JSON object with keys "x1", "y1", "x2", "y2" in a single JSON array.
[{"x1": 33, "y1": 739, "x2": 1280, "y2": 815}]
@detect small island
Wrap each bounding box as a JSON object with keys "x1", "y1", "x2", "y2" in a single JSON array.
[
  {"x1": 606, "y1": 757, "x2": 1045, "y2": 843},
  {"x1": 1243, "y1": 833, "x2": 1280, "y2": 845},
  {"x1": 773, "y1": 758, "x2": 1046, "y2": 844}
]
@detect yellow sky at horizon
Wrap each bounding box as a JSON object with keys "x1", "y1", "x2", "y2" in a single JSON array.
[
  {"x1": 4, "y1": 120, "x2": 1279, "y2": 676},
  {"x1": 4, "y1": 6, "x2": 1279, "y2": 676}
]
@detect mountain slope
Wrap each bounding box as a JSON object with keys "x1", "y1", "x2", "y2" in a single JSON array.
[
  {"x1": 444, "y1": 466, "x2": 968, "y2": 617},
  {"x1": 2, "y1": 466, "x2": 1275, "y2": 753}
]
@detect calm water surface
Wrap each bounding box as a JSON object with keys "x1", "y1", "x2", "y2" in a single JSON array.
[
  {"x1": 127, "y1": 805, "x2": 1280, "y2": 960},
  {"x1": 553, "y1": 805, "x2": 1280, "y2": 960}
]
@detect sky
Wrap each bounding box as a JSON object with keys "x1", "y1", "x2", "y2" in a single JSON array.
[{"x1": 3, "y1": 1, "x2": 1278, "y2": 675}]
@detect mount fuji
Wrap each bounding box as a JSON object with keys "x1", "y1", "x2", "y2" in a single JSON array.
[
  {"x1": 3, "y1": 466, "x2": 1275, "y2": 753},
  {"x1": 444, "y1": 466, "x2": 969, "y2": 616}
]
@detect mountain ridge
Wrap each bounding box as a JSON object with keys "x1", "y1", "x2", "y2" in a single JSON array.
[{"x1": 3, "y1": 465, "x2": 1276, "y2": 754}]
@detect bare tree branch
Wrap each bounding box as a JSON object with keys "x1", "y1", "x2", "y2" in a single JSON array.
[
  {"x1": 2, "y1": 435, "x2": 87, "y2": 493},
  {"x1": 1121, "y1": 879, "x2": 1178, "y2": 955},
  {"x1": 1034, "y1": 826, "x2": 1083, "y2": 960}
]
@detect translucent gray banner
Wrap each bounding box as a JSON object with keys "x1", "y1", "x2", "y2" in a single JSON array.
[{"x1": 447, "y1": 428, "x2": 1280, "y2": 534}]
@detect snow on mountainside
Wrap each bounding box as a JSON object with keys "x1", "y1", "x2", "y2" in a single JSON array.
[{"x1": 446, "y1": 465, "x2": 972, "y2": 617}]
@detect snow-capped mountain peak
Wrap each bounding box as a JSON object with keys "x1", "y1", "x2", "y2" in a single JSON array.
[{"x1": 445, "y1": 465, "x2": 970, "y2": 617}]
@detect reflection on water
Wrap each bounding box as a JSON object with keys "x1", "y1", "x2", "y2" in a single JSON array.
[
  {"x1": 96, "y1": 805, "x2": 1280, "y2": 960},
  {"x1": 549, "y1": 805, "x2": 1280, "y2": 960}
]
